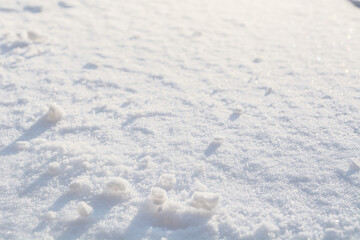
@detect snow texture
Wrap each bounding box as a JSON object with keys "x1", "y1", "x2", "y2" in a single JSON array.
[{"x1": 0, "y1": 0, "x2": 360, "y2": 239}]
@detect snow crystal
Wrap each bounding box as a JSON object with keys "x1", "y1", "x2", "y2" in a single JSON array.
[
  {"x1": 47, "y1": 162, "x2": 60, "y2": 176},
  {"x1": 103, "y1": 177, "x2": 131, "y2": 200},
  {"x1": 77, "y1": 201, "x2": 93, "y2": 217},
  {"x1": 157, "y1": 173, "x2": 176, "y2": 191},
  {"x1": 45, "y1": 104, "x2": 65, "y2": 123},
  {"x1": 188, "y1": 192, "x2": 220, "y2": 211}
]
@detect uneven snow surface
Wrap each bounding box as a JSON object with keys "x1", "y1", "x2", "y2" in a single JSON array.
[{"x1": 0, "y1": 0, "x2": 360, "y2": 239}]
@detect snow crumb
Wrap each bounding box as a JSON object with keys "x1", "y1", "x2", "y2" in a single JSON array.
[
  {"x1": 44, "y1": 211, "x2": 56, "y2": 221},
  {"x1": 188, "y1": 192, "x2": 220, "y2": 211},
  {"x1": 103, "y1": 177, "x2": 131, "y2": 200},
  {"x1": 69, "y1": 178, "x2": 91, "y2": 194},
  {"x1": 14, "y1": 141, "x2": 30, "y2": 151},
  {"x1": 45, "y1": 104, "x2": 65, "y2": 123},
  {"x1": 157, "y1": 173, "x2": 176, "y2": 190},
  {"x1": 77, "y1": 201, "x2": 93, "y2": 217},
  {"x1": 349, "y1": 159, "x2": 360, "y2": 172},
  {"x1": 47, "y1": 162, "x2": 60, "y2": 176}
]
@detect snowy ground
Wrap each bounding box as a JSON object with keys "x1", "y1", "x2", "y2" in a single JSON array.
[{"x1": 0, "y1": 0, "x2": 360, "y2": 239}]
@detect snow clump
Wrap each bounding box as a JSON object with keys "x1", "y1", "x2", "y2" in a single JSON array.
[
  {"x1": 77, "y1": 201, "x2": 93, "y2": 217},
  {"x1": 45, "y1": 104, "x2": 65, "y2": 123},
  {"x1": 103, "y1": 177, "x2": 132, "y2": 200},
  {"x1": 158, "y1": 173, "x2": 176, "y2": 190},
  {"x1": 188, "y1": 191, "x2": 220, "y2": 211}
]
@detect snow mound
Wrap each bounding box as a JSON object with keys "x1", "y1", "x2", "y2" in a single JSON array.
[
  {"x1": 157, "y1": 173, "x2": 176, "y2": 190},
  {"x1": 77, "y1": 201, "x2": 93, "y2": 217},
  {"x1": 103, "y1": 177, "x2": 132, "y2": 200},
  {"x1": 45, "y1": 104, "x2": 65, "y2": 123}
]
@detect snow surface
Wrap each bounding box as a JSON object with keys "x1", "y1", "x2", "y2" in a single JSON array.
[{"x1": 0, "y1": 0, "x2": 360, "y2": 239}]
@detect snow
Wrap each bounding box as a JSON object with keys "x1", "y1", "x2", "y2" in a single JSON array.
[
  {"x1": 77, "y1": 201, "x2": 93, "y2": 218},
  {"x1": 157, "y1": 173, "x2": 176, "y2": 191},
  {"x1": 0, "y1": 0, "x2": 360, "y2": 239}
]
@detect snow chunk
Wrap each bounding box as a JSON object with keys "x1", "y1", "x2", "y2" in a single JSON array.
[
  {"x1": 45, "y1": 104, "x2": 65, "y2": 123},
  {"x1": 149, "y1": 187, "x2": 168, "y2": 205},
  {"x1": 145, "y1": 188, "x2": 216, "y2": 230},
  {"x1": 77, "y1": 201, "x2": 93, "y2": 217},
  {"x1": 69, "y1": 178, "x2": 91, "y2": 194},
  {"x1": 103, "y1": 177, "x2": 131, "y2": 200},
  {"x1": 188, "y1": 192, "x2": 220, "y2": 211},
  {"x1": 158, "y1": 174, "x2": 176, "y2": 191},
  {"x1": 47, "y1": 162, "x2": 60, "y2": 176}
]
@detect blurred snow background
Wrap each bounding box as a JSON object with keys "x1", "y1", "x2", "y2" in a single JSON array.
[{"x1": 0, "y1": 0, "x2": 359, "y2": 239}]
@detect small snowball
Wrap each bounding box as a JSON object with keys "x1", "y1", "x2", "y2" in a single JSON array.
[
  {"x1": 103, "y1": 177, "x2": 131, "y2": 200},
  {"x1": 69, "y1": 178, "x2": 91, "y2": 193},
  {"x1": 47, "y1": 162, "x2": 60, "y2": 176},
  {"x1": 189, "y1": 192, "x2": 220, "y2": 211},
  {"x1": 149, "y1": 187, "x2": 168, "y2": 205},
  {"x1": 158, "y1": 174, "x2": 176, "y2": 190},
  {"x1": 44, "y1": 211, "x2": 56, "y2": 220},
  {"x1": 45, "y1": 104, "x2": 65, "y2": 123},
  {"x1": 77, "y1": 201, "x2": 93, "y2": 217},
  {"x1": 14, "y1": 141, "x2": 30, "y2": 150}
]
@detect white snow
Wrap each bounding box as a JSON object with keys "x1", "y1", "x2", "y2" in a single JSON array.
[
  {"x1": 46, "y1": 162, "x2": 60, "y2": 176},
  {"x1": 45, "y1": 104, "x2": 65, "y2": 123},
  {"x1": 157, "y1": 173, "x2": 176, "y2": 191},
  {"x1": 102, "y1": 177, "x2": 132, "y2": 200},
  {"x1": 77, "y1": 201, "x2": 93, "y2": 218},
  {"x1": 69, "y1": 178, "x2": 91, "y2": 194},
  {"x1": 1, "y1": 0, "x2": 360, "y2": 239},
  {"x1": 188, "y1": 192, "x2": 220, "y2": 211}
]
